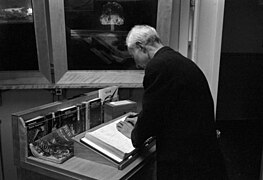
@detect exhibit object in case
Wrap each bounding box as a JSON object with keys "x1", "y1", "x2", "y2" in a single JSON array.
[
  {"x1": 82, "y1": 97, "x2": 102, "y2": 129},
  {"x1": 29, "y1": 125, "x2": 74, "y2": 164},
  {"x1": 12, "y1": 89, "x2": 98, "y2": 165}
]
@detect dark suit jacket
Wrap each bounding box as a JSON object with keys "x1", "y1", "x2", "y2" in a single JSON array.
[{"x1": 131, "y1": 47, "x2": 228, "y2": 179}]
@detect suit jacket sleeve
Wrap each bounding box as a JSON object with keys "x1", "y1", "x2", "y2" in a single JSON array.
[{"x1": 131, "y1": 60, "x2": 170, "y2": 148}]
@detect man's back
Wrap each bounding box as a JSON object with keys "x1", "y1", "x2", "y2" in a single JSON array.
[{"x1": 136, "y1": 47, "x2": 228, "y2": 179}]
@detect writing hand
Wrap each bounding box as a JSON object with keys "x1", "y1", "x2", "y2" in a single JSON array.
[
  {"x1": 116, "y1": 121, "x2": 134, "y2": 139},
  {"x1": 124, "y1": 113, "x2": 138, "y2": 126}
]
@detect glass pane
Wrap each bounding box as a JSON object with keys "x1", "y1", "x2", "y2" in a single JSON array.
[
  {"x1": 64, "y1": 0, "x2": 158, "y2": 70},
  {"x1": 0, "y1": 0, "x2": 38, "y2": 71}
]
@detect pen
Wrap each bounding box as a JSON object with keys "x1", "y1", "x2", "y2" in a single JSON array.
[
  {"x1": 124, "y1": 113, "x2": 138, "y2": 126},
  {"x1": 127, "y1": 113, "x2": 138, "y2": 118}
]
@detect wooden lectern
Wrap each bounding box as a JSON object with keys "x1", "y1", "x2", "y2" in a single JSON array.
[{"x1": 73, "y1": 114, "x2": 155, "y2": 170}]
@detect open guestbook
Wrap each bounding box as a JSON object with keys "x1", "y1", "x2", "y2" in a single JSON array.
[
  {"x1": 73, "y1": 113, "x2": 155, "y2": 170},
  {"x1": 81, "y1": 115, "x2": 136, "y2": 163}
]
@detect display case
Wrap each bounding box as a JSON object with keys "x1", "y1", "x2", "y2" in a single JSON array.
[
  {"x1": 0, "y1": 0, "x2": 53, "y2": 87},
  {"x1": 12, "y1": 90, "x2": 97, "y2": 167},
  {"x1": 12, "y1": 87, "x2": 156, "y2": 180},
  {"x1": 0, "y1": 0, "x2": 36, "y2": 70},
  {"x1": 64, "y1": 0, "x2": 158, "y2": 70},
  {"x1": 51, "y1": 0, "x2": 187, "y2": 87},
  {"x1": 0, "y1": 0, "x2": 193, "y2": 89}
]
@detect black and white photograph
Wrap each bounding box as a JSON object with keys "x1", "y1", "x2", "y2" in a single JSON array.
[{"x1": 0, "y1": 0, "x2": 262, "y2": 180}]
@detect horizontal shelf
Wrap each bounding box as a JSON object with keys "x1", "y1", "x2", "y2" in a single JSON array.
[
  {"x1": 56, "y1": 70, "x2": 144, "y2": 88},
  {"x1": 0, "y1": 70, "x2": 144, "y2": 89}
]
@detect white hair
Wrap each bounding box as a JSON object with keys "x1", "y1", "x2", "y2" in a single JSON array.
[{"x1": 126, "y1": 25, "x2": 161, "y2": 49}]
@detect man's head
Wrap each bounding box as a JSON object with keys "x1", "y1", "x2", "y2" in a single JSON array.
[{"x1": 126, "y1": 25, "x2": 163, "y2": 69}]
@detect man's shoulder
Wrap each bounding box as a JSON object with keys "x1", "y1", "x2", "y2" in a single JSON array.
[{"x1": 145, "y1": 47, "x2": 179, "y2": 74}]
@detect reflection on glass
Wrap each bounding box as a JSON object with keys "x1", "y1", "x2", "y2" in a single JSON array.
[
  {"x1": 0, "y1": 0, "x2": 38, "y2": 71},
  {"x1": 64, "y1": 0, "x2": 158, "y2": 70}
]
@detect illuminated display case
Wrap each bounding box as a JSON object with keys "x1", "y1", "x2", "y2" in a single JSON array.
[
  {"x1": 64, "y1": 0, "x2": 158, "y2": 70},
  {"x1": 0, "y1": 0, "x2": 33, "y2": 23}
]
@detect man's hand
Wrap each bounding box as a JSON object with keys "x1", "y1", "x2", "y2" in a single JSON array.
[
  {"x1": 116, "y1": 119, "x2": 135, "y2": 139},
  {"x1": 116, "y1": 121, "x2": 134, "y2": 139},
  {"x1": 116, "y1": 114, "x2": 138, "y2": 139}
]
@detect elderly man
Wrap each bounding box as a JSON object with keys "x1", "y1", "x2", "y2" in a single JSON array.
[{"x1": 117, "y1": 25, "x2": 228, "y2": 180}]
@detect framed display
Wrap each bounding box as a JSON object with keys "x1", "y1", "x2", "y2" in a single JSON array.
[
  {"x1": 64, "y1": 0, "x2": 158, "y2": 70},
  {"x1": 49, "y1": 0, "x2": 184, "y2": 87},
  {"x1": 0, "y1": 0, "x2": 53, "y2": 88},
  {"x1": 0, "y1": 0, "x2": 194, "y2": 88}
]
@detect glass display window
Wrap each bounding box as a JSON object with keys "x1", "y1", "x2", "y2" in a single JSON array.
[
  {"x1": 0, "y1": 0, "x2": 203, "y2": 88},
  {"x1": 0, "y1": 0, "x2": 53, "y2": 87},
  {"x1": 0, "y1": 0, "x2": 33, "y2": 22},
  {"x1": 64, "y1": 0, "x2": 158, "y2": 70},
  {"x1": 0, "y1": 0, "x2": 37, "y2": 71}
]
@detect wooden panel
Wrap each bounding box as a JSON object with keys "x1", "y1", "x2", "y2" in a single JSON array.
[
  {"x1": 33, "y1": 0, "x2": 52, "y2": 82},
  {"x1": 190, "y1": 0, "x2": 200, "y2": 61},
  {"x1": 47, "y1": 0, "x2": 68, "y2": 83},
  {"x1": 74, "y1": 134, "x2": 119, "y2": 168},
  {"x1": 0, "y1": 72, "x2": 51, "y2": 89},
  {"x1": 12, "y1": 116, "x2": 20, "y2": 166},
  {"x1": 12, "y1": 91, "x2": 97, "y2": 121},
  {"x1": 21, "y1": 145, "x2": 155, "y2": 180},
  {"x1": 169, "y1": 0, "x2": 181, "y2": 51},
  {"x1": 156, "y1": 0, "x2": 181, "y2": 51},
  {"x1": 18, "y1": 117, "x2": 28, "y2": 164},
  {"x1": 178, "y1": 0, "x2": 190, "y2": 57},
  {"x1": 156, "y1": 0, "x2": 173, "y2": 46},
  {"x1": 56, "y1": 71, "x2": 144, "y2": 88}
]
